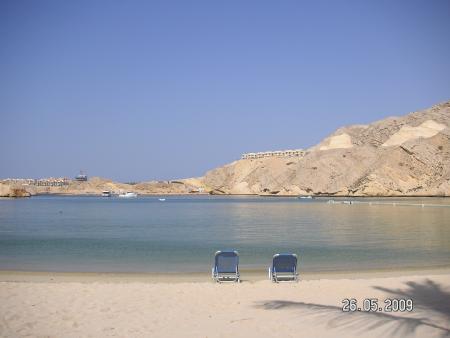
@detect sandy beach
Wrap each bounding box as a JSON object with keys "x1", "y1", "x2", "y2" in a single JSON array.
[{"x1": 1, "y1": 269, "x2": 449, "y2": 338}]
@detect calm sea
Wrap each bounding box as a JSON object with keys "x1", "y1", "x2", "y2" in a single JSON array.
[{"x1": 0, "y1": 195, "x2": 449, "y2": 273}]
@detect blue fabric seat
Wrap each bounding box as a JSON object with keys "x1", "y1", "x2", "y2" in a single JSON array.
[
  {"x1": 269, "y1": 253, "x2": 299, "y2": 282},
  {"x1": 212, "y1": 250, "x2": 240, "y2": 282}
]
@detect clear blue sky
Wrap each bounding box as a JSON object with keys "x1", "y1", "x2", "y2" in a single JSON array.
[{"x1": 1, "y1": 0, "x2": 449, "y2": 182}]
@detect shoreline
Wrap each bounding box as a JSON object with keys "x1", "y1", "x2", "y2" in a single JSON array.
[
  {"x1": 2, "y1": 266, "x2": 450, "y2": 283},
  {"x1": 3, "y1": 192, "x2": 450, "y2": 198}
]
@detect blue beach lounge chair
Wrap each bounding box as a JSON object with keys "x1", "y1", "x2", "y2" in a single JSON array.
[
  {"x1": 269, "y1": 253, "x2": 299, "y2": 282},
  {"x1": 212, "y1": 250, "x2": 240, "y2": 282}
]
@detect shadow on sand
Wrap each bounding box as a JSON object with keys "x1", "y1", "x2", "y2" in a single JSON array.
[{"x1": 256, "y1": 279, "x2": 450, "y2": 337}]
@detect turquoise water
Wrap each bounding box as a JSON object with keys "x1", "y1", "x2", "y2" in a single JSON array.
[{"x1": 0, "y1": 195, "x2": 449, "y2": 273}]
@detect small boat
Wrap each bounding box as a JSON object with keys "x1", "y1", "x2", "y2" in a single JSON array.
[
  {"x1": 118, "y1": 192, "x2": 138, "y2": 198},
  {"x1": 298, "y1": 195, "x2": 313, "y2": 199},
  {"x1": 101, "y1": 191, "x2": 112, "y2": 197},
  {"x1": 158, "y1": 198, "x2": 166, "y2": 201}
]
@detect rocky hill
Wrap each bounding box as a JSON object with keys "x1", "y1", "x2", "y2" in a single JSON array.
[
  {"x1": 2, "y1": 101, "x2": 449, "y2": 197},
  {"x1": 202, "y1": 101, "x2": 450, "y2": 196}
]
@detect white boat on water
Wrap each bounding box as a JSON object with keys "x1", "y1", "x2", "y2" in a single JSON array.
[
  {"x1": 118, "y1": 192, "x2": 138, "y2": 198},
  {"x1": 158, "y1": 198, "x2": 166, "y2": 201},
  {"x1": 101, "y1": 191, "x2": 112, "y2": 197}
]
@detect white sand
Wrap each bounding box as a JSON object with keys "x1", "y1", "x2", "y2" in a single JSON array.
[{"x1": 1, "y1": 270, "x2": 449, "y2": 338}]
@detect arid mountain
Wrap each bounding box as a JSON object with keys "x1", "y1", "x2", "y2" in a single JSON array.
[
  {"x1": 202, "y1": 101, "x2": 450, "y2": 196},
  {"x1": 2, "y1": 101, "x2": 449, "y2": 197}
]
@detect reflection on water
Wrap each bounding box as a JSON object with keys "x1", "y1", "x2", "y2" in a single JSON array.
[{"x1": 0, "y1": 196, "x2": 449, "y2": 273}]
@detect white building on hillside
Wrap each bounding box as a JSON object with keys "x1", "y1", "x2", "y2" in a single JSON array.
[{"x1": 241, "y1": 149, "x2": 305, "y2": 159}]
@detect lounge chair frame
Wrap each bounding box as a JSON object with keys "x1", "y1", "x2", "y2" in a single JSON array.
[
  {"x1": 269, "y1": 253, "x2": 299, "y2": 283},
  {"x1": 212, "y1": 250, "x2": 240, "y2": 283}
]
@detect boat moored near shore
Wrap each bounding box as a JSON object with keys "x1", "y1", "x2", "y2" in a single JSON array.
[{"x1": 118, "y1": 192, "x2": 138, "y2": 198}]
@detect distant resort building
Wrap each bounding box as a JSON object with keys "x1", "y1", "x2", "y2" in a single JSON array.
[
  {"x1": 34, "y1": 178, "x2": 70, "y2": 186},
  {"x1": 2, "y1": 178, "x2": 70, "y2": 187},
  {"x1": 75, "y1": 171, "x2": 88, "y2": 181},
  {"x1": 241, "y1": 149, "x2": 305, "y2": 160},
  {"x1": 2, "y1": 171, "x2": 87, "y2": 187}
]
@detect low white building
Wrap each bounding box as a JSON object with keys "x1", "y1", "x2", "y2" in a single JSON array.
[{"x1": 241, "y1": 149, "x2": 305, "y2": 159}]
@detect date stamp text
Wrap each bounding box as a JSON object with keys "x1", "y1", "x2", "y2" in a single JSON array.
[{"x1": 342, "y1": 298, "x2": 414, "y2": 312}]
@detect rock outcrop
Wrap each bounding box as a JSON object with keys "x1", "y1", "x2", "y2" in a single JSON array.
[
  {"x1": 0, "y1": 184, "x2": 31, "y2": 198},
  {"x1": 202, "y1": 101, "x2": 450, "y2": 196}
]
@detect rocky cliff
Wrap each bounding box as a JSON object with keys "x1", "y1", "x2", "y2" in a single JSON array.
[{"x1": 202, "y1": 101, "x2": 450, "y2": 196}]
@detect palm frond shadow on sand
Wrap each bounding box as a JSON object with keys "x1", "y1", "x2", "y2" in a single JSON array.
[{"x1": 256, "y1": 279, "x2": 450, "y2": 337}]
